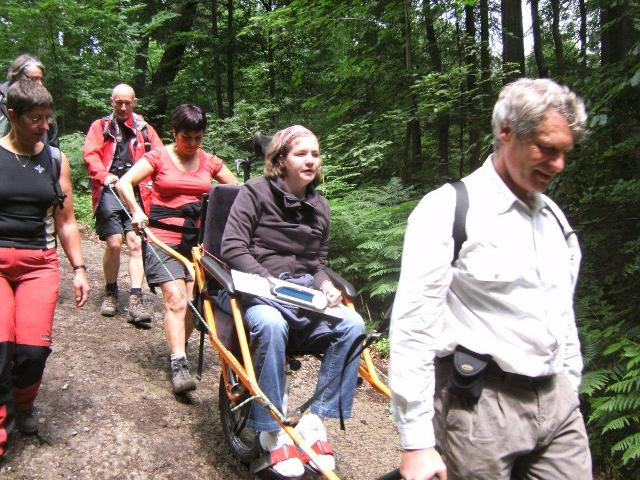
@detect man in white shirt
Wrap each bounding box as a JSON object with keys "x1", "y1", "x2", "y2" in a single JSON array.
[{"x1": 390, "y1": 78, "x2": 592, "y2": 480}]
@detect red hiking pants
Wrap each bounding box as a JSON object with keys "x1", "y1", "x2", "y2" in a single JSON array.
[{"x1": 0, "y1": 247, "x2": 59, "y2": 456}]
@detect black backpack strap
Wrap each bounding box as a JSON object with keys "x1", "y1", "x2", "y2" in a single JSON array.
[
  {"x1": 140, "y1": 125, "x2": 151, "y2": 152},
  {"x1": 102, "y1": 115, "x2": 111, "y2": 140},
  {"x1": 450, "y1": 181, "x2": 469, "y2": 264},
  {"x1": 132, "y1": 113, "x2": 152, "y2": 153},
  {"x1": 543, "y1": 202, "x2": 577, "y2": 241},
  {"x1": 46, "y1": 145, "x2": 67, "y2": 209}
]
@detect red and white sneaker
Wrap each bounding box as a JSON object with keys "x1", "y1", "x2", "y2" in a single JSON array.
[
  {"x1": 259, "y1": 429, "x2": 305, "y2": 478},
  {"x1": 295, "y1": 413, "x2": 336, "y2": 472}
]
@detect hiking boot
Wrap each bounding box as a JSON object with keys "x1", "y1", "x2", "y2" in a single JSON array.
[
  {"x1": 100, "y1": 292, "x2": 118, "y2": 317},
  {"x1": 16, "y1": 409, "x2": 38, "y2": 435},
  {"x1": 170, "y1": 357, "x2": 197, "y2": 394},
  {"x1": 127, "y1": 294, "x2": 152, "y2": 326}
]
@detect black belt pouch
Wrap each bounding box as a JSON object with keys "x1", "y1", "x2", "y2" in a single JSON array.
[{"x1": 447, "y1": 346, "x2": 491, "y2": 401}]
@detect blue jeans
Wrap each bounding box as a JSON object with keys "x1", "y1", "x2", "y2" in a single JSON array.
[{"x1": 244, "y1": 304, "x2": 365, "y2": 432}]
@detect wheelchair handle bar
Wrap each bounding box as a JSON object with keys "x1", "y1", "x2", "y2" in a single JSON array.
[
  {"x1": 234, "y1": 131, "x2": 273, "y2": 182},
  {"x1": 377, "y1": 469, "x2": 402, "y2": 480},
  {"x1": 376, "y1": 468, "x2": 443, "y2": 480}
]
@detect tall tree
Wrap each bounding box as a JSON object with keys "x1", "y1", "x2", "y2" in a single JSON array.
[
  {"x1": 600, "y1": 0, "x2": 638, "y2": 66},
  {"x1": 578, "y1": 0, "x2": 587, "y2": 66},
  {"x1": 500, "y1": 0, "x2": 525, "y2": 81},
  {"x1": 211, "y1": 0, "x2": 225, "y2": 118},
  {"x1": 599, "y1": 0, "x2": 640, "y2": 179},
  {"x1": 226, "y1": 0, "x2": 235, "y2": 117},
  {"x1": 423, "y1": 0, "x2": 450, "y2": 178},
  {"x1": 147, "y1": 0, "x2": 199, "y2": 130},
  {"x1": 530, "y1": 0, "x2": 548, "y2": 77},
  {"x1": 259, "y1": 0, "x2": 276, "y2": 100},
  {"x1": 550, "y1": 0, "x2": 564, "y2": 74},
  {"x1": 479, "y1": 0, "x2": 492, "y2": 106},
  {"x1": 402, "y1": 0, "x2": 422, "y2": 182},
  {"x1": 132, "y1": 0, "x2": 154, "y2": 98},
  {"x1": 464, "y1": 4, "x2": 481, "y2": 171}
]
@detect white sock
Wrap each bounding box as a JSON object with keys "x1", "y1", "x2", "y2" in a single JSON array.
[{"x1": 170, "y1": 352, "x2": 186, "y2": 362}]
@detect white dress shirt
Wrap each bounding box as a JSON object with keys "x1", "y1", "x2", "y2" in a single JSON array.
[{"x1": 389, "y1": 156, "x2": 583, "y2": 450}]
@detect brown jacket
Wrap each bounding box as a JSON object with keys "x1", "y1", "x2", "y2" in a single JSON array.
[{"x1": 221, "y1": 176, "x2": 331, "y2": 288}]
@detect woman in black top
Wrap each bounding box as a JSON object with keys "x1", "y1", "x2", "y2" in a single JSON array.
[{"x1": 0, "y1": 80, "x2": 89, "y2": 460}]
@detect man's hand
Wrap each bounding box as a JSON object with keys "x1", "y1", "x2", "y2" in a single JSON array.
[
  {"x1": 103, "y1": 174, "x2": 119, "y2": 186},
  {"x1": 400, "y1": 448, "x2": 447, "y2": 480}
]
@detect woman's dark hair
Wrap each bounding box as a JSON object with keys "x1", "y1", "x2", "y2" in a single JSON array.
[
  {"x1": 171, "y1": 104, "x2": 207, "y2": 134},
  {"x1": 6, "y1": 54, "x2": 45, "y2": 82},
  {"x1": 7, "y1": 80, "x2": 53, "y2": 117}
]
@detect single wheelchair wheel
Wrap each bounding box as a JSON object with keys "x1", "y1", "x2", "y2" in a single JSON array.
[{"x1": 219, "y1": 372, "x2": 260, "y2": 463}]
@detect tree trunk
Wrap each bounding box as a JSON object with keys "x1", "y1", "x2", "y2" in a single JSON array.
[
  {"x1": 424, "y1": 0, "x2": 449, "y2": 178},
  {"x1": 600, "y1": 0, "x2": 638, "y2": 66},
  {"x1": 465, "y1": 5, "x2": 481, "y2": 172},
  {"x1": 226, "y1": 0, "x2": 235, "y2": 117},
  {"x1": 148, "y1": 0, "x2": 199, "y2": 130},
  {"x1": 132, "y1": 0, "x2": 153, "y2": 98},
  {"x1": 500, "y1": 0, "x2": 525, "y2": 82},
  {"x1": 402, "y1": 0, "x2": 421, "y2": 183},
  {"x1": 600, "y1": 0, "x2": 640, "y2": 179},
  {"x1": 211, "y1": 0, "x2": 225, "y2": 118},
  {"x1": 479, "y1": 0, "x2": 491, "y2": 107},
  {"x1": 132, "y1": 33, "x2": 150, "y2": 98},
  {"x1": 260, "y1": 0, "x2": 276, "y2": 100},
  {"x1": 530, "y1": 0, "x2": 548, "y2": 78},
  {"x1": 578, "y1": 0, "x2": 587, "y2": 66},
  {"x1": 550, "y1": 0, "x2": 564, "y2": 74}
]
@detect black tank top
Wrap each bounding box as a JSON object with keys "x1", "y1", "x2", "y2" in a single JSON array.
[{"x1": 0, "y1": 144, "x2": 58, "y2": 249}]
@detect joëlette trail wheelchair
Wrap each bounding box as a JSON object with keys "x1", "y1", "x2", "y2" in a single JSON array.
[{"x1": 144, "y1": 133, "x2": 393, "y2": 480}]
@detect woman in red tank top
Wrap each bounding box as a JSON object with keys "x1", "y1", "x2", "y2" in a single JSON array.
[{"x1": 117, "y1": 104, "x2": 236, "y2": 395}]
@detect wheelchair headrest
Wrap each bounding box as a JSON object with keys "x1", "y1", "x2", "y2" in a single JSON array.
[
  {"x1": 202, "y1": 184, "x2": 241, "y2": 257},
  {"x1": 253, "y1": 132, "x2": 272, "y2": 159}
]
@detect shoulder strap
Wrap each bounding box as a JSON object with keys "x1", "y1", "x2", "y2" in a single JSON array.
[
  {"x1": 46, "y1": 145, "x2": 67, "y2": 209},
  {"x1": 543, "y1": 201, "x2": 577, "y2": 240},
  {"x1": 0, "y1": 93, "x2": 10, "y2": 138},
  {"x1": 450, "y1": 181, "x2": 469, "y2": 264},
  {"x1": 131, "y1": 113, "x2": 151, "y2": 153},
  {"x1": 102, "y1": 115, "x2": 111, "y2": 140},
  {"x1": 140, "y1": 124, "x2": 151, "y2": 152}
]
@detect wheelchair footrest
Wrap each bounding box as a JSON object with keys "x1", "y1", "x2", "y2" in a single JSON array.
[{"x1": 254, "y1": 466, "x2": 323, "y2": 480}]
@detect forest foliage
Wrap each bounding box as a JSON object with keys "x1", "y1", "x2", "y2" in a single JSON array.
[{"x1": 1, "y1": 0, "x2": 639, "y2": 476}]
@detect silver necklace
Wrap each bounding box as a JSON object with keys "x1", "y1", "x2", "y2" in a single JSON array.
[{"x1": 14, "y1": 152, "x2": 32, "y2": 168}]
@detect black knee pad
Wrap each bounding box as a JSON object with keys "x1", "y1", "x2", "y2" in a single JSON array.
[{"x1": 12, "y1": 345, "x2": 52, "y2": 387}]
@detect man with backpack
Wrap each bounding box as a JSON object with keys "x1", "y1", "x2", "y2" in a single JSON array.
[
  {"x1": 83, "y1": 84, "x2": 163, "y2": 326},
  {"x1": 389, "y1": 78, "x2": 592, "y2": 480}
]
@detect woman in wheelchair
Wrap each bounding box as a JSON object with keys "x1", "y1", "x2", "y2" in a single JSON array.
[
  {"x1": 116, "y1": 104, "x2": 236, "y2": 395},
  {"x1": 221, "y1": 125, "x2": 365, "y2": 477}
]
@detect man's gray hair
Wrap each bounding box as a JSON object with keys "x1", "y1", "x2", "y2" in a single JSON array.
[
  {"x1": 492, "y1": 78, "x2": 588, "y2": 149},
  {"x1": 6, "y1": 54, "x2": 45, "y2": 82}
]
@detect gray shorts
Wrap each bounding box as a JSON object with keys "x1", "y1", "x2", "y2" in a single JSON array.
[
  {"x1": 144, "y1": 242, "x2": 193, "y2": 287},
  {"x1": 95, "y1": 189, "x2": 133, "y2": 241}
]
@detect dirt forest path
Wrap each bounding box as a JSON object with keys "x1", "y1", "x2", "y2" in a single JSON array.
[{"x1": 1, "y1": 229, "x2": 401, "y2": 480}]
